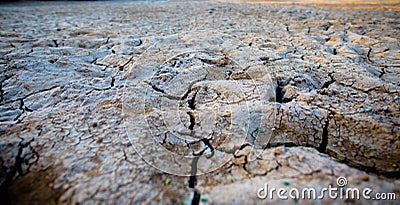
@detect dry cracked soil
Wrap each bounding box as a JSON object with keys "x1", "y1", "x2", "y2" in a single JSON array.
[{"x1": 0, "y1": 0, "x2": 399, "y2": 204}]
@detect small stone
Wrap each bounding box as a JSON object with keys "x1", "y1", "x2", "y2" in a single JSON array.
[
  {"x1": 333, "y1": 115, "x2": 340, "y2": 121},
  {"x1": 283, "y1": 180, "x2": 290, "y2": 186},
  {"x1": 201, "y1": 196, "x2": 208, "y2": 202},
  {"x1": 275, "y1": 149, "x2": 281, "y2": 155},
  {"x1": 361, "y1": 175, "x2": 369, "y2": 182},
  {"x1": 275, "y1": 146, "x2": 284, "y2": 155}
]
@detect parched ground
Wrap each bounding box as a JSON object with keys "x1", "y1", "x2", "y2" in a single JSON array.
[{"x1": 0, "y1": 0, "x2": 399, "y2": 204}]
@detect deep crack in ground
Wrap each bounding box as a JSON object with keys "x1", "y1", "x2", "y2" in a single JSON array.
[{"x1": 0, "y1": 0, "x2": 399, "y2": 204}]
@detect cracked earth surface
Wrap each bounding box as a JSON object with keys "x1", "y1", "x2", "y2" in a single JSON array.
[{"x1": 0, "y1": 0, "x2": 399, "y2": 204}]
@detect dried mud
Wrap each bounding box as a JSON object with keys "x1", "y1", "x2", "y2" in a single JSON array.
[{"x1": 0, "y1": 0, "x2": 399, "y2": 204}]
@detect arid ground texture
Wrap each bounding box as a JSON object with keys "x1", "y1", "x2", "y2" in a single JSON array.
[{"x1": 0, "y1": 0, "x2": 399, "y2": 204}]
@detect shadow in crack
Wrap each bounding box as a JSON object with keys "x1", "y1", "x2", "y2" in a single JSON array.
[{"x1": 4, "y1": 167, "x2": 65, "y2": 205}]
